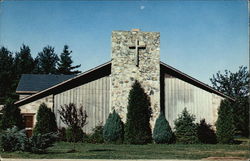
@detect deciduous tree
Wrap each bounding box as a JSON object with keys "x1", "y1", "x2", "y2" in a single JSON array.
[{"x1": 210, "y1": 66, "x2": 249, "y2": 136}]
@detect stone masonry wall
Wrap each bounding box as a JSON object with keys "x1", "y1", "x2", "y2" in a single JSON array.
[
  {"x1": 20, "y1": 95, "x2": 53, "y2": 125},
  {"x1": 111, "y1": 30, "x2": 160, "y2": 127}
]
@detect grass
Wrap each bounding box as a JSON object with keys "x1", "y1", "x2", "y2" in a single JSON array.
[{"x1": 0, "y1": 141, "x2": 249, "y2": 159}]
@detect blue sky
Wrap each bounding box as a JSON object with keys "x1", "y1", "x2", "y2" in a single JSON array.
[{"x1": 0, "y1": 0, "x2": 248, "y2": 85}]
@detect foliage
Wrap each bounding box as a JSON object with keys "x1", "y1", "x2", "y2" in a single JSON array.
[
  {"x1": 28, "y1": 132, "x2": 58, "y2": 154},
  {"x1": 197, "y1": 119, "x2": 217, "y2": 144},
  {"x1": 58, "y1": 103, "x2": 87, "y2": 151},
  {"x1": 58, "y1": 127, "x2": 67, "y2": 141},
  {"x1": 0, "y1": 45, "x2": 81, "y2": 104},
  {"x1": 103, "y1": 110, "x2": 124, "y2": 143},
  {"x1": 0, "y1": 99, "x2": 24, "y2": 130},
  {"x1": 57, "y1": 45, "x2": 81, "y2": 74},
  {"x1": 153, "y1": 112, "x2": 173, "y2": 144},
  {"x1": 66, "y1": 127, "x2": 84, "y2": 142},
  {"x1": 216, "y1": 99, "x2": 235, "y2": 144},
  {"x1": 33, "y1": 103, "x2": 58, "y2": 135},
  {"x1": 124, "y1": 80, "x2": 152, "y2": 144},
  {"x1": 58, "y1": 103, "x2": 87, "y2": 130},
  {"x1": 0, "y1": 47, "x2": 15, "y2": 103},
  {"x1": 14, "y1": 44, "x2": 35, "y2": 75},
  {"x1": 174, "y1": 108, "x2": 199, "y2": 144},
  {"x1": 0, "y1": 126, "x2": 58, "y2": 153},
  {"x1": 210, "y1": 66, "x2": 249, "y2": 136},
  {"x1": 233, "y1": 96, "x2": 249, "y2": 137},
  {"x1": 88, "y1": 124, "x2": 104, "y2": 144},
  {"x1": 0, "y1": 126, "x2": 28, "y2": 152},
  {"x1": 35, "y1": 46, "x2": 59, "y2": 74}
]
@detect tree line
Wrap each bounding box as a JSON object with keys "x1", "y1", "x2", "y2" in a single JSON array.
[{"x1": 0, "y1": 45, "x2": 81, "y2": 104}]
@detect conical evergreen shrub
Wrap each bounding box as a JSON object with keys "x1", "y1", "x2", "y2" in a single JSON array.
[
  {"x1": 103, "y1": 110, "x2": 124, "y2": 143},
  {"x1": 174, "y1": 108, "x2": 199, "y2": 144},
  {"x1": 216, "y1": 99, "x2": 235, "y2": 144},
  {"x1": 197, "y1": 119, "x2": 217, "y2": 144},
  {"x1": 124, "y1": 80, "x2": 152, "y2": 144},
  {"x1": 153, "y1": 112, "x2": 173, "y2": 144},
  {"x1": 0, "y1": 99, "x2": 24, "y2": 130},
  {"x1": 33, "y1": 103, "x2": 57, "y2": 135}
]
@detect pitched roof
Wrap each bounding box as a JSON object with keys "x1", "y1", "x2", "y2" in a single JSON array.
[
  {"x1": 160, "y1": 62, "x2": 234, "y2": 100},
  {"x1": 16, "y1": 74, "x2": 75, "y2": 93},
  {"x1": 15, "y1": 61, "x2": 233, "y2": 106}
]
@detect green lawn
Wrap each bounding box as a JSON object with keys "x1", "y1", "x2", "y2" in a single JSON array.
[{"x1": 1, "y1": 141, "x2": 249, "y2": 160}]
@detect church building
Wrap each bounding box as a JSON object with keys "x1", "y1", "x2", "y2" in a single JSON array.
[{"x1": 15, "y1": 29, "x2": 232, "y2": 134}]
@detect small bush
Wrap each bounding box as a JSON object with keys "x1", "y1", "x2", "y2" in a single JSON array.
[
  {"x1": 58, "y1": 127, "x2": 66, "y2": 141},
  {"x1": 216, "y1": 99, "x2": 235, "y2": 144},
  {"x1": 82, "y1": 132, "x2": 90, "y2": 143},
  {"x1": 66, "y1": 127, "x2": 84, "y2": 142},
  {"x1": 88, "y1": 124, "x2": 104, "y2": 144},
  {"x1": 0, "y1": 126, "x2": 58, "y2": 153},
  {"x1": 33, "y1": 103, "x2": 57, "y2": 135},
  {"x1": 153, "y1": 112, "x2": 173, "y2": 144},
  {"x1": 28, "y1": 132, "x2": 58, "y2": 154},
  {"x1": 174, "y1": 108, "x2": 199, "y2": 144},
  {"x1": 103, "y1": 110, "x2": 124, "y2": 143},
  {"x1": 0, "y1": 126, "x2": 28, "y2": 152},
  {"x1": 197, "y1": 119, "x2": 217, "y2": 144}
]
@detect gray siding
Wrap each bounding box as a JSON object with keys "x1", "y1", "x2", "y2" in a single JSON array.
[
  {"x1": 54, "y1": 76, "x2": 110, "y2": 133},
  {"x1": 164, "y1": 74, "x2": 223, "y2": 128}
]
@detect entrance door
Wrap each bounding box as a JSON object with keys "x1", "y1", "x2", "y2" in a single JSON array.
[{"x1": 23, "y1": 113, "x2": 34, "y2": 137}]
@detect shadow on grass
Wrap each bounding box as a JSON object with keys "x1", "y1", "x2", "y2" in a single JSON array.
[
  {"x1": 233, "y1": 140, "x2": 243, "y2": 144},
  {"x1": 88, "y1": 149, "x2": 116, "y2": 152}
]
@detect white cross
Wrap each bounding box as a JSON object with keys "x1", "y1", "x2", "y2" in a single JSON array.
[{"x1": 129, "y1": 39, "x2": 146, "y2": 67}]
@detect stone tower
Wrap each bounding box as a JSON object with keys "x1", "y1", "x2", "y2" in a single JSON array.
[{"x1": 111, "y1": 29, "x2": 160, "y2": 126}]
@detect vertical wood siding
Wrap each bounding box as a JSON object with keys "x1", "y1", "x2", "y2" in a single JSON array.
[
  {"x1": 54, "y1": 76, "x2": 110, "y2": 133},
  {"x1": 164, "y1": 74, "x2": 223, "y2": 128}
]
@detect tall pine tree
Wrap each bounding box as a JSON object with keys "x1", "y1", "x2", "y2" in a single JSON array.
[
  {"x1": 124, "y1": 81, "x2": 152, "y2": 144},
  {"x1": 36, "y1": 46, "x2": 59, "y2": 74},
  {"x1": 14, "y1": 44, "x2": 35, "y2": 75},
  {"x1": 0, "y1": 47, "x2": 15, "y2": 103},
  {"x1": 57, "y1": 45, "x2": 81, "y2": 74}
]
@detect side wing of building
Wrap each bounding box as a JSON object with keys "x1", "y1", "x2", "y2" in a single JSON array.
[
  {"x1": 160, "y1": 62, "x2": 232, "y2": 127},
  {"x1": 15, "y1": 62, "x2": 111, "y2": 134}
]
